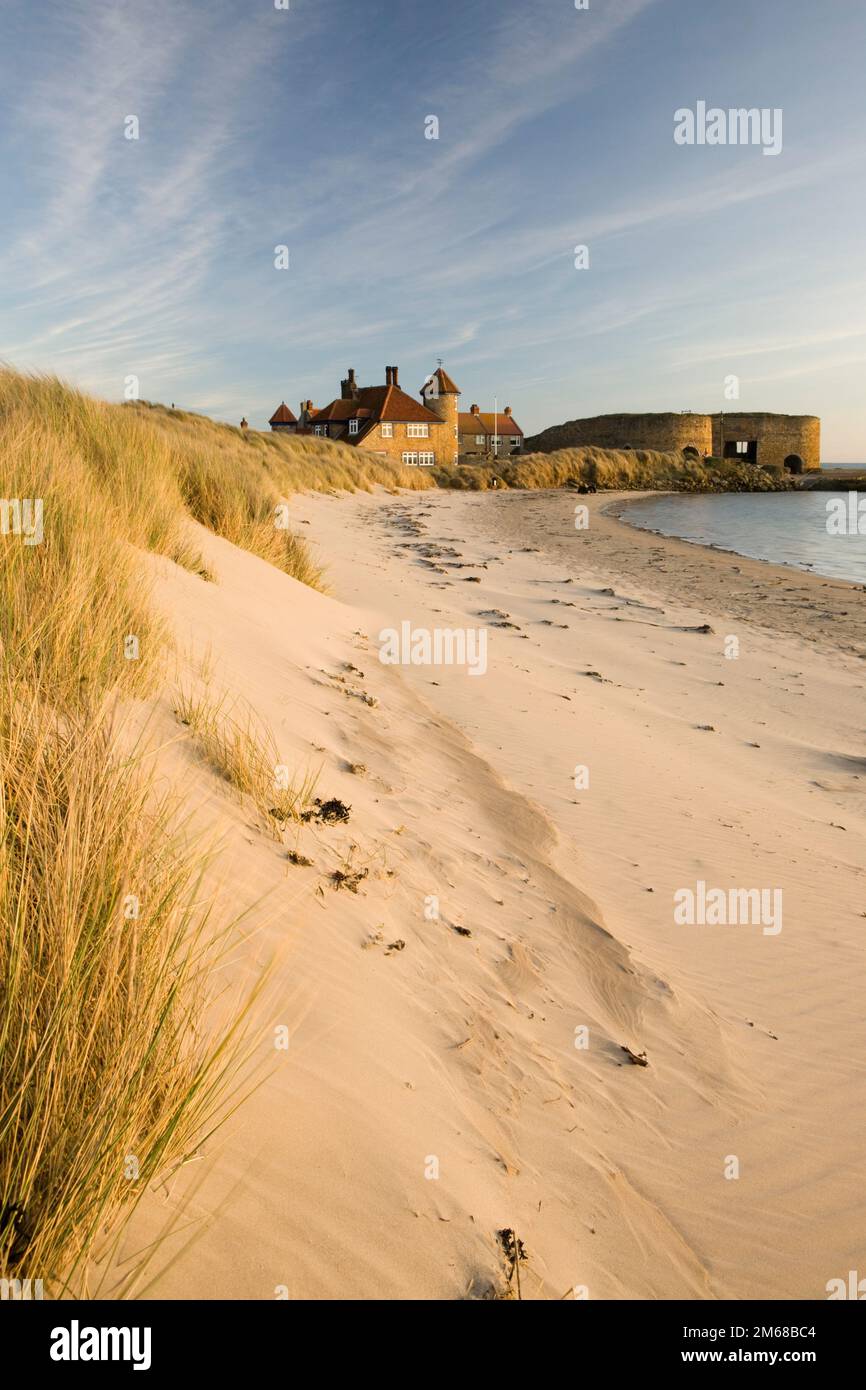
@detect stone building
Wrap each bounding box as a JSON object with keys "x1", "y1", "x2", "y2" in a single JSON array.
[
  {"x1": 270, "y1": 366, "x2": 459, "y2": 466},
  {"x1": 711, "y1": 413, "x2": 820, "y2": 472},
  {"x1": 458, "y1": 403, "x2": 524, "y2": 460},
  {"x1": 524, "y1": 411, "x2": 820, "y2": 472}
]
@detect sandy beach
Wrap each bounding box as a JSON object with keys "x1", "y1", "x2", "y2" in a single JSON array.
[{"x1": 115, "y1": 486, "x2": 866, "y2": 1301}]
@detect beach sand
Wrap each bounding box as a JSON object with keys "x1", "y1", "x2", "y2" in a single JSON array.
[{"x1": 115, "y1": 487, "x2": 866, "y2": 1301}]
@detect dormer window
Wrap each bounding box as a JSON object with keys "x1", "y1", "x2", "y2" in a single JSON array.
[{"x1": 349, "y1": 419, "x2": 359, "y2": 436}]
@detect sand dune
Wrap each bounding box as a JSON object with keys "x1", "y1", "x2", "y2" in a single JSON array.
[{"x1": 113, "y1": 488, "x2": 865, "y2": 1300}]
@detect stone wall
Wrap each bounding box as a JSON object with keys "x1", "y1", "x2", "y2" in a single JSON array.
[
  {"x1": 525, "y1": 411, "x2": 820, "y2": 470},
  {"x1": 423, "y1": 390, "x2": 460, "y2": 466},
  {"x1": 356, "y1": 419, "x2": 454, "y2": 466},
  {"x1": 712, "y1": 413, "x2": 820, "y2": 471},
  {"x1": 525, "y1": 413, "x2": 713, "y2": 457}
]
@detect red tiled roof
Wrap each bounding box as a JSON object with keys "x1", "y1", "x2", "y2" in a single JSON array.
[
  {"x1": 312, "y1": 384, "x2": 441, "y2": 427},
  {"x1": 310, "y1": 398, "x2": 357, "y2": 423},
  {"x1": 269, "y1": 401, "x2": 298, "y2": 424},
  {"x1": 458, "y1": 411, "x2": 523, "y2": 436}
]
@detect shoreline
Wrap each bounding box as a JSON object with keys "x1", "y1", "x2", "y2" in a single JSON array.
[
  {"x1": 607, "y1": 486, "x2": 866, "y2": 593},
  {"x1": 572, "y1": 489, "x2": 864, "y2": 657}
]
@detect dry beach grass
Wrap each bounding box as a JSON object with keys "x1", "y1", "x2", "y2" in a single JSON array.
[{"x1": 0, "y1": 367, "x2": 368, "y2": 1291}]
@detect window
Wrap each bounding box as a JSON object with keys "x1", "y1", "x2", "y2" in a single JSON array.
[
  {"x1": 510, "y1": 437, "x2": 521, "y2": 449},
  {"x1": 349, "y1": 419, "x2": 359, "y2": 436},
  {"x1": 475, "y1": 434, "x2": 485, "y2": 446},
  {"x1": 314, "y1": 425, "x2": 323, "y2": 436},
  {"x1": 491, "y1": 435, "x2": 501, "y2": 446},
  {"x1": 724, "y1": 439, "x2": 756, "y2": 462},
  {"x1": 380, "y1": 422, "x2": 393, "y2": 437},
  {"x1": 402, "y1": 451, "x2": 418, "y2": 466},
  {"x1": 417, "y1": 452, "x2": 435, "y2": 466},
  {"x1": 407, "y1": 423, "x2": 429, "y2": 438}
]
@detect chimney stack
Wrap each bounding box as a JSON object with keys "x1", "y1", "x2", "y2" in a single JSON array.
[
  {"x1": 341, "y1": 367, "x2": 358, "y2": 401},
  {"x1": 384, "y1": 366, "x2": 392, "y2": 385},
  {"x1": 504, "y1": 406, "x2": 512, "y2": 417},
  {"x1": 471, "y1": 403, "x2": 479, "y2": 414},
  {"x1": 392, "y1": 365, "x2": 399, "y2": 386}
]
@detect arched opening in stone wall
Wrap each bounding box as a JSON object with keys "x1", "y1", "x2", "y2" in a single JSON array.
[
  {"x1": 682, "y1": 444, "x2": 700, "y2": 459},
  {"x1": 784, "y1": 454, "x2": 805, "y2": 475}
]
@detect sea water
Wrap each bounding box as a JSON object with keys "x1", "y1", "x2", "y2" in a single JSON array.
[{"x1": 620, "y1": 483, "x2": 866, "y2": 585}]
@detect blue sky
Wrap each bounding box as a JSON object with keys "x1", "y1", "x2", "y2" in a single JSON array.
[{"x1": 1, "y1": 0, "x2": 864, "y2": 456}]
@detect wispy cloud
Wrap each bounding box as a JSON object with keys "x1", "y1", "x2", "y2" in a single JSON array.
[{"x1": 0, "y1": 0, "x2": 864, "y2": 453}]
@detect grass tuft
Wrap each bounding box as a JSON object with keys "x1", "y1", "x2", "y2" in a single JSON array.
[
  {"x1": 174, "y1": 686, "x2": 319, "y2": 835},
  {"x1": 0, "y1": 693, "x2": 256, "y2": 1294}
]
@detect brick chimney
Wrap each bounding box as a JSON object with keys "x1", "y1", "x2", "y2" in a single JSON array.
[
  {"x1": 470, "y1": 404, "x2": 480, "y2": 414},
  {"x1": 390, "y1": 365, "x2": 400, "y2": 387},
  {"x1": 384, "y1": 366, "x2": 392, "y2": 385},
  {"x1": 240, "y1": 416, "x2": 248, "y2": 429},
  {"x1": 341, "y1": 368, "x2": 359, "y2": 401},
  {"x1": 504, "y1": 406, "x2": 512, "y2": 417}
]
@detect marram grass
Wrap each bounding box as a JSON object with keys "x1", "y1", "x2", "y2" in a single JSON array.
[
  {"x1": 0, "y1": 367, "x2": 277, "y2": 1294},
  {"x1": 174, "y1": 684, "x2": 320, "y2": 836},
  {"x1": 0, "y1": 368, "x2": 336, "y2": 593},
  {"x1": 432, "y1": 445, "x2": 792, "y2": 492},
  {"x1": 0, "y1": 365, "x2": 423, "y2": 1294},
  {"x1": 0, "y1": 366, "x2": 436, "y2": 598},
  {"x1": 0, "y1": 692, "x2": 260, "y2": 1296}
]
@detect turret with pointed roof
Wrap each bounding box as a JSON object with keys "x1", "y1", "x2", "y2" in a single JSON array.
[
  {"x1": 420, "y1": 365, "x2": 460, "y2": 461},
  {"x1": 421, "y1": 365, "x2": 460, "y2": 399},
  {"x1": 269, "y1": 401, "x2": 298, "y2": 431}
]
